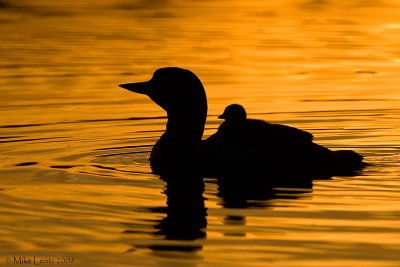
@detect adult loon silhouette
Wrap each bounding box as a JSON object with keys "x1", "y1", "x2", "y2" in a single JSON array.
[{"x1": 119, "y1": 67, "x2": 364, "y2": 178}]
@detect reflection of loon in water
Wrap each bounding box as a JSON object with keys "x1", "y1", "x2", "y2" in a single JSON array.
[
  {"x1": 123, "y1": 173, "x2": 313, "y2": 255},
  {"x1": 125, "y1": 173, "x2": 207, "y2": 253},
  {"x1": 124, "y1": 173, "x2": 312, "y2": 252},
  {"x1": 119, "y1": 67, "x2": 365, "y2": 179}
]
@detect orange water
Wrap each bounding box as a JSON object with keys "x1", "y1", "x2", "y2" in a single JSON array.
[{"x1": 1, "y1": 1, "x2": 400, "y2": 266}]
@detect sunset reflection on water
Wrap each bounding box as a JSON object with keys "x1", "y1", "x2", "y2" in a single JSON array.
[{"x1": 0, "y1": 0, "x2": 400, "y2": 266}]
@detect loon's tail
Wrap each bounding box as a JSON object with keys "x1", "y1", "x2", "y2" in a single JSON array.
[{"x1": 333, "y1": 150, "x2": 365, "y2": 175}]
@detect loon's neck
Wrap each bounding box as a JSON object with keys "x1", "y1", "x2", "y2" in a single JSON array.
[
  {"x1": 150, "y1": 105, "x2": 207, "y2": 174},
  {"x1": 165, "y1": 108, "x2": 207, "y2": 145}
]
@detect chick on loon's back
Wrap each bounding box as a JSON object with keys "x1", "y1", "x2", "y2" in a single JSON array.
[
  {"x1": 201, "y1": 104, "x2": 363, "y2": 177},
  {"x1": 210, "y1": 104, "x2": 313, "y2": 147}
]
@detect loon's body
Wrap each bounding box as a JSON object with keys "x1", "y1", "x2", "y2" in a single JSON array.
[
  {"x1": 119, "y1": 67, "x2": 365, "y2": 178},
  {"x1": 202, "y1": 104, "x2": 363, "y2": 177}
]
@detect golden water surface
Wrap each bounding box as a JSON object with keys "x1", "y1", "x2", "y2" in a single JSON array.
[{"x1": 1, "y1": 0, "x2": 400, "y2": 266}]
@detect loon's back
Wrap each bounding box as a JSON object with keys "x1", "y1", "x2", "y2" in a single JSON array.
[{"x1": 201, "y1": 108, "x2": 364, "y2": 178}]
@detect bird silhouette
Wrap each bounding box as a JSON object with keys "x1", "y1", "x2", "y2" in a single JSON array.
[{"x1": 119, "y1": 67, "x2": 365, "y2": 179}]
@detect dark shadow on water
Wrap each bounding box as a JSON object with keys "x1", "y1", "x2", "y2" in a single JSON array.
[
  {"x1": 14, "y1": 162, "x2": 38, "y2": 167},
  {"x1": 217, "y1": 173, "x2": 317, "y2": 208},
  {"x1": 127, "y1": 172, "x2": 207, "y2": 253},
  {"x1": 155, "y1": 174, "x2": 207, "y2": 241},
  {"x1": 125, "y1": 171, "x2": 322, "y2": 255},
  {"x1": 0, "y1": 0, "x2": 8, "y2": 9},
  {"x1": 215, "y1": 173, "x2": 320, "y2": 239}
]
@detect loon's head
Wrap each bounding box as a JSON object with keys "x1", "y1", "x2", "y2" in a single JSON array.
[
  {"x1": 218, "y1": 104, "x2": 247, "y2": 123},
  {"x1": 119, "y1": 67, "x2": 207, "y2": 116},
  {"x1": 119, "y1": 67, "x2": 208, "y2": 143}
]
